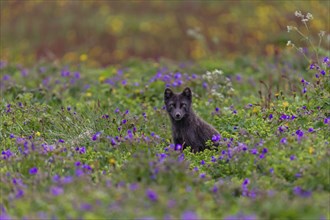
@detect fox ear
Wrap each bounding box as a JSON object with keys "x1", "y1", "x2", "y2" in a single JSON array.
[
  {"x1": 182, "y1": 87, "x2": 192, "y2": 100},
  {"x1": 164, "y1": 88, "x2": 174, "y2": 102}
]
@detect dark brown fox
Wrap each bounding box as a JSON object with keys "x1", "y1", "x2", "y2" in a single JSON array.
[{"x1": 164, "y1": 87, "x2": 220, "y2": 152}]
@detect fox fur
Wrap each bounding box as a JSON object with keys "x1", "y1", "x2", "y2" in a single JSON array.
[{"x1": 164, "y1": 87, "x2": 219, "y2": 152}]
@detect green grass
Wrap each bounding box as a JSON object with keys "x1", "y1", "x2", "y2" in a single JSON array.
[{"x1": 1, "y1": 52, "x2": 329, "y2": 219}]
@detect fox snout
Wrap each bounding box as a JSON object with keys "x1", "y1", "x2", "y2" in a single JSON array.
[{"x1": 174, "y1": 111, "x2": 182, "y2": 120}]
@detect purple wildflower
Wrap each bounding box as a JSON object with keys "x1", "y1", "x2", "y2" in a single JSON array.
[
  {"x1": 268, "y1": 114, "x2": 273, "y2": 119},
  {"x1": 224, "y1": 214, "x2": 257, "y2": 220},
  {"x1": 50, "y1": 186, "x2": 64, "y2": 196},
  {"x1": 75, "y1": 169, "x2": 84, "y2": 177},
  {"x1": 74, "y1": 72, "x2": 81, "y2": 79},
  {"x1": 110, "y1": 138, "x2": 116, "y2": 146},
  {"x1": 129, "y1": 183, "x2": 139, "y2": 191},
  {"x1": 21, "y1": 69, "x2": 28, "y2": 77},
  {"x1": 0, "y1": 60, "x2": 7, "y2": 69},
  {"x1": 62, "y1": 176, "x2": 73, "y2": 184},
  {"x1": 76, "y1": 147, "x2": 88, "y2": 155},
  {"x1": 278, "y1": 125, "x2": 287, "y2": 133},
  {"x1": 2, "y1": 149, "x2": 12, "y2": 160},
  {"x1": 280, "y1": 137, "x2": 287, "y2": 144},
  {"x1": 212, "y1": 134, "x2": 221, "y2": 142},
  {"x1": 146, "y1": 189, "x2": 158, "y2": 202},
  {"x1": 92, "y1": 132, "x2": 101, "y2": 141},
  {"x1": 16, "y1": 189, "x2": 24, "y2": 198},
  {"x1": 0, "y1": 211, "x2": 11, "y2": 220},
  {"x1": 296, "y1": 129, "x2": 304, "y2": 140},
  {"x1": 175, "y1": 144, "x2": 182, "y2": 151},
  {"x1": 52, "y1": 174, "x2": 60, "y2": 183},
  {"x1": 250, "y1": 148, "x2": 258, "y2": 155},
  {"x1": 243, "y1": 178, "x2": 250, "y2": 186},
  {"x1": 290, "y1": 155, "x2": 296, "y2": 161},
  {"x1": 29, "y1": 167, "x2": 38, "y2": 175},
  {"x1": 293, "y1": 186, "x2": 311, "y2": 197},
  {"x1": 102, "y1": 114, "x2": 109, "y2": 119},
  {"x1": 39, "y1": 66, "x2": 46, "y2": 73},
  {"x1": 3, "y1": 74, "x2": 10, "y2": 81},
  {"x1": 58, "y1": 139, "x2": 65, "y2": 143},
  {"x1": 308, "y1": 127, "x2": 314, "y2": 132},
  {"x1": 80, "y1": 203, "x2": 92, "y2": 211},
  {"x1": 61, "y1": 70, "x2": 70, "y2": 77},
  {"x1": 82, "y1": 164, "x2": 92, "y2": 171},
  {"x1": 181, "y1": 211, "x2": 199, "y2": 220},
  {"x1": 202, "y1": 82, "x2": 208, "y2": 88}
]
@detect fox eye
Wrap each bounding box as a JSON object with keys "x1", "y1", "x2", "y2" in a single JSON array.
[
  {"x1": 170, "y1": 103, "x2": 175, "y2": 108},
  {"x1": 181, "y1": 103, "x2": 187, "y2": 108}
]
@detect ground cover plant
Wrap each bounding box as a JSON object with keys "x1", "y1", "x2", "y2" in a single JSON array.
[{"x1": 1, "y1": 3, "x2": 330, "y2": 220}]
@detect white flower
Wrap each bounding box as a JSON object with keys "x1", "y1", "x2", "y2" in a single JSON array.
[
  {"x1": 318, "y1": 30, "x2": 325, "y2": 37},
  {"x1": 298, "y1": 47, "x2": 304, "y2": 53},
  {"x1": 301, "y1": 18, "x2": 308, "y2": 23},
  {"x1": 287, "y1": 26, "x2": 293, "y2": 32},
  {"x1": 306, "y1": 13, "x2": 313, "y2": 20},
  {"x1": 287, "y1": 40, "x2": 293, "y2": 46},
  {"x1": 214, "y1": 69, "x2": 223, "y2": 75},
  {"x1": 295, "y1": 10, "x2": 303, "y2": 17}
]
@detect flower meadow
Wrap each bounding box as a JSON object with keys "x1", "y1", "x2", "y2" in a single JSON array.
[{"x1": 1, "y1": 6, "x2": 330, "y2": 220}]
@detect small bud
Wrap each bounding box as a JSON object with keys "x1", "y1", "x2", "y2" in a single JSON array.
[
  {"x1": 306, "y1": 13, "x2": 313, "y2": 20},
  {"x1": 287, "y1": 26, "x2": 293, "y2": 32},
  {"x1": 318, "y1": 30, "x2": 325, "y2": 37},
  {"x1": 287, "y1": 40, "x2": 294, "y2": 47},
  {"x1": 295, "y1": 10, "x2": 303, "y2": 18}
]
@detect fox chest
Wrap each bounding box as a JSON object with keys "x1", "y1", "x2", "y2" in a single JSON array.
[{"x1": 172, "y1": 126, "x2": 202, "y2": 147}]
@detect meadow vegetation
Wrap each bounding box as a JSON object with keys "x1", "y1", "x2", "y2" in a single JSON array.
[{"x1": 1, "y1": 1, "x2": 329, "y2": 219}]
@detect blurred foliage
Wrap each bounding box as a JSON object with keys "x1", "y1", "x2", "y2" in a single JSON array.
[
  {"x1": 1, "y1": 1, "x2": 330, "y2": 218},
  {"x1": 1, "y1": 0, "x2": 329, "y2": 66}
]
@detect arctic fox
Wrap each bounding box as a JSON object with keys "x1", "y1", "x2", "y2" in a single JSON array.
[{"x1": 164, "y1": 87, "x2": 219, "y2": 152}]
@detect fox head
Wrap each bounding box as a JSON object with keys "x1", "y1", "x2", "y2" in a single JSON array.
[{"x1": 164, "y1": 87, "x2": 192, "y2": 121}]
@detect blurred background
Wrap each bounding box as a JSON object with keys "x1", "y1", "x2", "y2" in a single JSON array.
[{"x1": 1, "y1": 0, "x2": 329, "y2": 67}]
